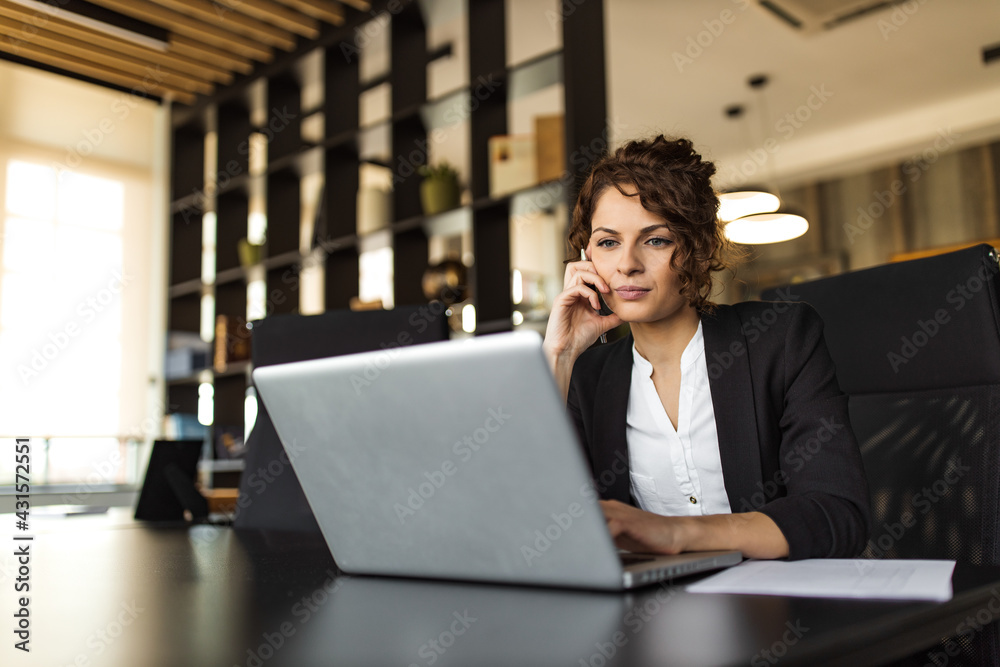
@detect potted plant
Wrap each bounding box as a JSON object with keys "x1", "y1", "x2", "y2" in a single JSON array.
[
  {"x1": 237, "y1": 238, "x2": 264, "y2": 268},
  {"x1": 419, "y1": 162, "x2": 461, "y2": 215}
]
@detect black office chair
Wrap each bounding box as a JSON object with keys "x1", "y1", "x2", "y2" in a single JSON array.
[
  {"x1": 233, "y1": 306, "x2": 450, "y2": 532},
  {"x1": 764, "y1": 243, "x2": 1000, "y2": 666}
]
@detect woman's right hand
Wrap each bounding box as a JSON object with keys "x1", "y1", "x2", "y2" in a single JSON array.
[{"x1": 542, "y1": 255, "x2": 623, "y2": 390}]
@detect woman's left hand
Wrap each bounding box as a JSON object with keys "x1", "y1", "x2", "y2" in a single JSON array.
[{"x1": 600, "y1": 499, "x2": 687, "y2": 555}]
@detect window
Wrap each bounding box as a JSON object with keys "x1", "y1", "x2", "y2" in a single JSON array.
[{"x1": 0, "y1": 160, "x2": 129, "y2": 485}]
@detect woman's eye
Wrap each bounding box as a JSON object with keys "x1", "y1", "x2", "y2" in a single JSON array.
[
  {"x1": 595, "y1": 238, "x2": 617, "y2": 248},
  {"x1": 647, "y1": 237, "x2": 673, "y2": 247}
]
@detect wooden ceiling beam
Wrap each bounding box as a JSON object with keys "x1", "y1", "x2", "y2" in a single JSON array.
[
  {"x1": 0, "y1": 0, "x2": 380, "y2": 106},
  {"x1": 272, "y1": 0, "x2": 345, "y2": 26},
  {"x1": 214, "y1": 0, "x2": 320, "y2": 39},
  {"x1": 86, "y1": 0, "x2": 274, "y2": 61},
  {"x1": 0, "y1": 38, "x2": 196, "y2": 104},
  {"x1": 169, "y1": 34, "x2": 254, "y2": 74},
  {"x1": 151, "y1": 0, "x2": 296, "y2": 50},
  {"x1": 0, "y1": 2, "x2": 231, "y2": 84},
  {"x1": 338, "y1": 0, "x2": 371, "y2": 11},
  {"x1": 0, "y1": 17, "x2": 213, "y2": 94}
]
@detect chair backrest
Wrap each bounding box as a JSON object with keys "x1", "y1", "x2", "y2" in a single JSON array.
[
  {"x1": 233, "y1": 306, "x2": 450, "y2": 532},
  {"x1": 763, "y1": 243, "x2": 1000, "y2": 558},
  {"x1": 765, "y1": 244, "x2": 1000, "y2": 395},
  {"x1": 764, "y1": 244, "x2": 1000, "y2": 665}
]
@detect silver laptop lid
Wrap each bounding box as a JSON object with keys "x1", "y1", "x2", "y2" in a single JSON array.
[{"x1": 252, "y1": 331, "x2": 626, "y2": 590}]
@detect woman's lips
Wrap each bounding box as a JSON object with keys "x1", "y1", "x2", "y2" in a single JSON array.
[{"x1": 614, "y1": 287, "x2": 650, "y2": 300}]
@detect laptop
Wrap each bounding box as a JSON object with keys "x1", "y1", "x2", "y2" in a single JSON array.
[{"x1": 252, "y1": 331, "x2": 741, "y2": 590}]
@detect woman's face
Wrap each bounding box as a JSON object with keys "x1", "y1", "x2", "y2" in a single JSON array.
[{"x1": 587, "y1": 186, "x2": 690, "y2": 324}]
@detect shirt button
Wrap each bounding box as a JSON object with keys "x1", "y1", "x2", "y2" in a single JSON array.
[{"x1": 689, "y1": 496, "x2": 697, "y2": 504}]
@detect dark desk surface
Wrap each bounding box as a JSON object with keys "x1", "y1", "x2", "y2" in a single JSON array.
[{"x1": 9, "y1": 513, "x2": 1000, "y2": 667}]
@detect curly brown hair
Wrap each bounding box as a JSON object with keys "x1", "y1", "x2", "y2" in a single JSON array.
[{"x1": 567, "y1": 135, "x2": 734, "y2": 312}]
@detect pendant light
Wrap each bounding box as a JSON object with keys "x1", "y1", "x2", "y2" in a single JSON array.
[
  {"x1": 723, "y1": 211, "x2": 808, "y2": 244},
  {"x1": 718, "y1": 188, "x2": 780, "y2": 223},
  {"x1": 718, "y1": 104, "x2": 780, "y2": 224},
  {"x1": 721, "y1": 76, "x2": 810, "y2": 245}
]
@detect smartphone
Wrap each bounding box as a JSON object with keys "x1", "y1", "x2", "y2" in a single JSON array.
[
  {"x1": 580, "y1": 248, "x2": 613, "y2": 343},
  {"x1": 595, "y1": 290, "x2": 614, "y2": 316}
]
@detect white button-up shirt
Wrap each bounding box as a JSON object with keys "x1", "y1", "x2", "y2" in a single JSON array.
[{"x1": 626, "y1": 321, "x2": 733, "y2": 516}]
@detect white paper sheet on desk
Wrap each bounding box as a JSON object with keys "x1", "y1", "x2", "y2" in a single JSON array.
[{"x1": 686, "y1": 559, "x2": 956, "y2": 601}]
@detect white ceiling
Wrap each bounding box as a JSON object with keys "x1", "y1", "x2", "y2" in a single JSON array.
[{"x1": 604, "y1": 0, "x2": 1000, "y2": 188}]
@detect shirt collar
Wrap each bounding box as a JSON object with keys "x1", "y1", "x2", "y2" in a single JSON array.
[{"x1": 631, "y1": 320, "x2": 705, "y2": 378}]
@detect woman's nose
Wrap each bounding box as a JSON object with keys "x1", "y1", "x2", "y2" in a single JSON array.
[{"x1": 617, "y1": 244, "x2": 643, "y2": 275}]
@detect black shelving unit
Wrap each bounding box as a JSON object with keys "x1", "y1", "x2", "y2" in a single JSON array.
[
  {"x1": 169, "y1": 207, "x2": 202, "y2": 285},
  {"x1": 216, "y1": 190, "x2": 248, "y2": 274},
  {"x1": 167, "y1": 97, "x2": 205, "y2": 420},
  {"x1": 467, "y1": 0, "x2": 510, "y2": 332},
  {"x1": 166, "y1": 0, "x2": 608, "y2": 467},
  {"x1": 218, "y1": 101, "x2": 251, "y2": 177},
  {"x1": 165, "y1": 288, "x2": 201, "y2": 418},
  {"x1": 267, "y1": 73, "x2": 303, "y2": 162},
  {"x1": 318, "y1": 42, "x2": 361, "y2": 316},
  {"x1": 265, "y1": 168, "x2": 301, "y2": 256},
  {"x1": 214, "y1": 281, "x2": 246, "y2": 323},
  {"x1": 265, "y1": 265, "x2": 301, "y2": 316},
  {"x1": 171, "y1": 121, "x2": 205, "y2": 202},
  {"x1": 562, "y1": 0, "x2": 608, "y2": 206}
]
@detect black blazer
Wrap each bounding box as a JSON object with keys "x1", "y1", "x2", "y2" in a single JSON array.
[{"x1": 566, "y1": 301, "x2": 871, "y2": 560}]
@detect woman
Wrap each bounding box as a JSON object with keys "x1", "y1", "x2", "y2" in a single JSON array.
[{"x1": 542, "y1": 135, "x2": 870, "y2": 560}]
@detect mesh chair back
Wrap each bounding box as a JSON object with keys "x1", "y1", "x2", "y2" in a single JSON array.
[{"x1": 850, "y1": 387, "x2": 1000, "y2": 564}]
